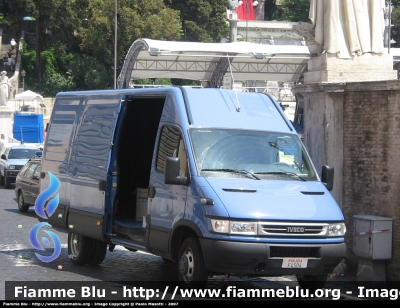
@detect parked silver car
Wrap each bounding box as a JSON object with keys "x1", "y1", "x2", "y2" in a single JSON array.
[{"x1": 0, "y1": 144, "x2": 40, "y2": 189}]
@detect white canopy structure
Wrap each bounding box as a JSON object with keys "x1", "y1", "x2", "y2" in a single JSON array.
[
  {"x1": 117, "y1": 38, "x2": 311, "y2": 89},
  {"x1": 15, "y1": 90, "x2": 44, "y2": 103}
]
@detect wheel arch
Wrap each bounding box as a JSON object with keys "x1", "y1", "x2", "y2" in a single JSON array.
[{"x1": 170, "y1": 220, "x2": 203, "y2": 263}]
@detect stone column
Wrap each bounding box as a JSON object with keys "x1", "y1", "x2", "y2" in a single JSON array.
[{"x1": 228, "y1": 18, "x2": 239, "y2": 42}]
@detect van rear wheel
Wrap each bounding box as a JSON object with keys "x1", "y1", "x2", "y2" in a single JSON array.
[
  {"x1": 68, "y1": 232, "x2": 95, "y2": 265},
  {"x1": 89, "y1": 240, "x2": 108, "y2": 265},
  {"x1": 178, "y1": 237, "x2": 208, "y2": 288},
  {"x1": 0, "y1": 173, "x2": 4, "y2": 185}
]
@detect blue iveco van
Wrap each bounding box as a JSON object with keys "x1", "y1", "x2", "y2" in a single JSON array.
[{"x1": 39, "y1": 87, "x2": 346, "y2": 288}]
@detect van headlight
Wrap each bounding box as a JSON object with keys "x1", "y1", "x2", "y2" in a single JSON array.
[
  {"x1": 328, "y1": 223, "x2": 346, "y2": 236},
  {"x1": 9, "y1": 165, "x2": 15, "y2": 170},
  {"x1": 211, "y1": 219, "x2": 256, "y2": 235}
]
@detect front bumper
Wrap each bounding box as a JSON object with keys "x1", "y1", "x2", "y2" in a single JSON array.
[
  {"x1": 5, "y1": 170, "x2": 19, "y2": 183},
  {"x1": 200, "y1": 238, "x2": 346, "y2": 276}
]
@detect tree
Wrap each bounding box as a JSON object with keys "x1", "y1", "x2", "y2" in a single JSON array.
[
  {"x1": 271, "y1": 0, "x2": 310, "y2": 22},
  {"x1": 391, "y1": 7, "x2": 400, "y2": 48},
  {"x1": 1, "y1": 0, "x2": 183, "y2": 93},
  {"x1": 4, "y1": 0, "x2": 89, "y2": 82},
  {"x1": 78, "y1": 0, "x2": 182, "y2": 79},
  {"x1": 264, "y1": 0, "x2": 277, "y2": 21},
  {"x1": 164, "y1": 0, "x2": 229, "y2": 42}
]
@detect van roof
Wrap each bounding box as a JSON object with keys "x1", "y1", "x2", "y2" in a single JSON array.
[
  {"x1": 183, "y1": 88, "x2": 294, "y2": 133},
  {"x1": 55, "y1": 87, "x2": 294, "y2": 134}
]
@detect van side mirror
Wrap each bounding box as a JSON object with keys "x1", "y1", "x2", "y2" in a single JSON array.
[
  {"x1": 165, "y1": 157, "x2": 188, "y2": 185},
  {"x1": 321, "y1": 165, "x2": 334, "y2": 191},
  {"x1": 1, "y1": 154, "x2": 5, "y2": 160}
]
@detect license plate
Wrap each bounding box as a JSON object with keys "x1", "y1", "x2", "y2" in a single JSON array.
[{"x1": 282, "y1": 258, "x2": 308, "y2": 268}]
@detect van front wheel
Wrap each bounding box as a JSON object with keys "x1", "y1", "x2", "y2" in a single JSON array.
[
  {"x1": 68, "y1": 232, "x2": 95, "y2": 265},
  {"x1": 296, "y1": 273, "x2": 328, "y2": 292},
  {"x1": 178, "y1": 237, "x2": 208, "y2": 288}
]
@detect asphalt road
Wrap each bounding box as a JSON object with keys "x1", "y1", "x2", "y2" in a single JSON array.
[{"x1": 0, "y1": 183, "x2": 361, "y2": 302}]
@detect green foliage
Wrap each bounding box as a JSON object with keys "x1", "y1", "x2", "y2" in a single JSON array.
[
  {"x1": 132, "y1": 78, "x2": 200, "y2": 87},
  {"x1": 2, "y1": 0, "x2": 184, "y2": 95},
  {"x1": 78, "y1": 0, "x2": 182, "y2": 69},
  {"x1": 164, "y1": 0, "x2": 229, "y2": 42},
  {"x1": 264, "y1": 0, "x2": 278, "y2": 21},
  {"x1": 391, "y1": 6, "x2": 400, "y2": 48},
  {"x1": 271, "y1": 0, "x2": 311, "y2": 22}
]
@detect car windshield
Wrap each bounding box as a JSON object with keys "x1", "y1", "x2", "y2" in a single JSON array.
[
  {"x1": 189, "y1": 128, "x2": 318, "y2": 181},
  {"x1": 8, "y1": 148, "x2": 38, "y2": 159}
]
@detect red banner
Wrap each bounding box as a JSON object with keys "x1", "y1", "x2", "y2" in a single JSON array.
[{"x1": 236, "y1": 0, "x2": 255, "y2": 20}]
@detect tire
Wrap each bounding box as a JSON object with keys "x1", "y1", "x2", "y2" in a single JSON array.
[
  {"x1": 296, "y1": 273, "x2": 328, "y2": 292},
  {"x1": 67, "y1": 232, "x2": 95, "y2": 266},
  {"x1": 0, "y1": 173, "x2": 4, "y2": 186},
  {"x1": 17, "y1": 191, "x2": 29, "y2": 212},
  {"x1": 4, "y1": 176, "x2": 11, "y2": 189},
  {"x1": 89, "y1": 240, "x2": 108, "y2": 265},
  {"x1": 178, "y1": 237, "x2": 208, "y2": 288}
]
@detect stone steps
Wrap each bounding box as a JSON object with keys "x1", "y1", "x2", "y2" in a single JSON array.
[{"x1": 1, "y1": 44, "x2": 16, "y2": 78}]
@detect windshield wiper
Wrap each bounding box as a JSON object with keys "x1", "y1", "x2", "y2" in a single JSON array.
[
  {"x1": 201, "y1": 168, "x2": 261, "y2": 180},
  {"x1": 255, "y1": 171, "x2": 306, "y2": 181}
]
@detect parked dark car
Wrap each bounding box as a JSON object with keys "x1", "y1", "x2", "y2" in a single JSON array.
[{"x1": 14, "y1": 157, "x2": 41, "y2": 212}]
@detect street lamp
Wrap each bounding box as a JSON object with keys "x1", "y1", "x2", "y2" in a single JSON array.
[
  {"x1": 114, "y1": 0, "x2": 117, "y2": 89},
  {"x1": 21, "y1": 69, "x2": 26, "y2": 92}
]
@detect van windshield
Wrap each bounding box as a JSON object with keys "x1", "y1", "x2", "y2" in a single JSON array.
[
  {"x1": 189, "y1": 128, "x2": 318, "y2": 181},
  {"x1": 8, "y1": 148, "x2": 38, "y2": 159}
]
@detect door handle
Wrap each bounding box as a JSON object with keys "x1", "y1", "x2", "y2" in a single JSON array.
[{"x1": 148, "y1": 186, "x2": 156, "y2": 198}]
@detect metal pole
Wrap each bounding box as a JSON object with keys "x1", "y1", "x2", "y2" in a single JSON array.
[
  {"x1": 388, "y1": 1, "x2": 391, "y2": 54},
  {"x1": 246, "y1": 0, "x2": 249, "y2": 41},
  {"x1": 114, "y1": 0, "x2": 117, "y2": 89}
]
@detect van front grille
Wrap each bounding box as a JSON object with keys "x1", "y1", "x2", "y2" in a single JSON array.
[{"x1": 259, "y1": 222, "x2": 328, "y2": 237}]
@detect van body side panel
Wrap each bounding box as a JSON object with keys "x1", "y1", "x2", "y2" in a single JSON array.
[
  {"x1": 68, "y1": 96, "x2": 120, "y2": 215},
  {"x1": 42, "y1": 98, "x2": 81, "y2": 207},
  {"x1": 42, "y1": 97, "x2": 82, "y2": 230},
  {"x1": 184, "y1": 177, "x2": 229, "y2": 237},
  {"x1": 42, "y1": 93, "x2": 121, "y2": 236},
  {"x1": 68, "y1": 209, "x2": 105, "y2": 241}
]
